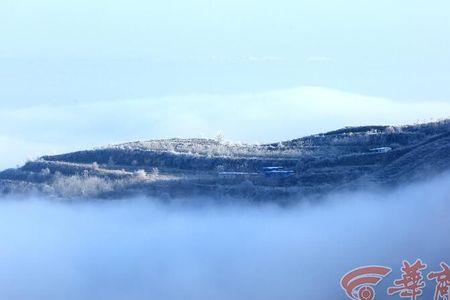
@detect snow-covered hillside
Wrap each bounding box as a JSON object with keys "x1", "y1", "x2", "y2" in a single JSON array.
[{"x1": 1, "y1": 120, "x2": 449, "y2": 201}]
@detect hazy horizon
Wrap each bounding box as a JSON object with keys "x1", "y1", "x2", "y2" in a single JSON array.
[{"x1": 1, "y1": 86, "x2": 450, "y2": 170}]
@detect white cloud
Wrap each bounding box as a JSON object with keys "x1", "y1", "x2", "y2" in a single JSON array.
[
  {"x1": 0, "y1": 86, "x2": 449, "y2": 169},
  {"x1": 0, "y1": 174, "x2": 449, "y2": 299}
]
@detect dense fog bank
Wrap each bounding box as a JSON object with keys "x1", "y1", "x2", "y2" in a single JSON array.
[{"x1": 0, "y1": 174, "x2": 449, "y2": 300}]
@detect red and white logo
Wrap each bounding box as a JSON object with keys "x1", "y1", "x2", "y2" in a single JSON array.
[{"x1": 341, "y1": 266, "x2": 392, "y2": 300}]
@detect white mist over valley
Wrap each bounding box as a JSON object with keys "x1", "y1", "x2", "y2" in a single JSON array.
[{"x1": 1, "y1": 174, "x2": 449, "y2": 300}]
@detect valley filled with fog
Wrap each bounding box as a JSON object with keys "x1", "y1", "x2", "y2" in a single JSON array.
[{"x1": 1, "y1": 174, "x2": 449, "y2": 300}]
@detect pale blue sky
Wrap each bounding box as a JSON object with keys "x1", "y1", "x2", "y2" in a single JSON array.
[{"x1": 1, "y1": 0, "x2": 450, "y2": 107}]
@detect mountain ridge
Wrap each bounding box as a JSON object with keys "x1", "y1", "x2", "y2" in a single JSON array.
[{"x1": 1, "y1": 120, "x2": 449, "y2": 201}]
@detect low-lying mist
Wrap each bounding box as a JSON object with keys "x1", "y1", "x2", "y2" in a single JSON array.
[{"x1": 0, "y1": 174, "x2": 449, "y2": 300}]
